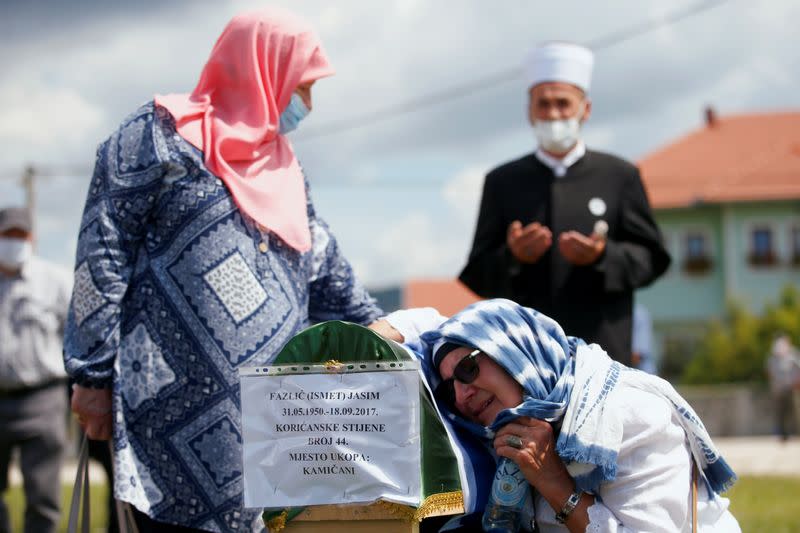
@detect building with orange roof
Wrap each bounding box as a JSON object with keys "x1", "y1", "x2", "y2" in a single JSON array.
[
  {"x1": 639, "y1": 109, "x2": 800, "y2": 210},
  {"x1": 635, "y1": 108, "x2": 800, "y2": 371},
  {"x1": 403, "y1": 279, "x2": 480, "y2": 316}
]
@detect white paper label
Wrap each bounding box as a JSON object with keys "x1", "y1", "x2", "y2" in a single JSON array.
[{"x1": 240, "y1": 367, "x2": 421, "y2": 508}]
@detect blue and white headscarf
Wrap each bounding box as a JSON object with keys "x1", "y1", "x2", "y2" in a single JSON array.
[{"x1": 416, "y1": 299, "x2": 736, "y2": 522}]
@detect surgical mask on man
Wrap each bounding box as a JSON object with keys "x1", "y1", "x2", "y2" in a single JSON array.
[
  {"x1": 534, "y1": 104, "x2": 585, "y2": 154},
  {"x1": 278, "y1": 93, "x2": 310, "y2": 134},
  {"x1": 0, "y1": 237, "x2": 32, "y2": 270}
]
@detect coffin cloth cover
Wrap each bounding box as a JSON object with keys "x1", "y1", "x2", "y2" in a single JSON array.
[{"x1": 260, "y1": 320, "x2": 462, "y2": 531}]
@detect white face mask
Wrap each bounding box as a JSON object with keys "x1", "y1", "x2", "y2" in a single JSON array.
[
  {"x1": 533, "y1": 105, "x2": 585, "y2": 154},
  {"x1": 0, "y1": 237, "x2": 32, "y2": 270}
]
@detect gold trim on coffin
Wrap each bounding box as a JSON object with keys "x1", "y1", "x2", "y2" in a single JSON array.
[
  {"x1": 266, "y1": 509, "x2": 289, "y2": 532},
  {"x1": 413, "y1": 491, "x2": 465, "y2": 521},
  {"x1": 265, "y1": 491, "x2": 464, "y2": 531}
]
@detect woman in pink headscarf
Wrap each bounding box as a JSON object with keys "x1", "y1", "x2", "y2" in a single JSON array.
[{"x1": 66, "y1": 8, "x2": 383, "y2": 532}]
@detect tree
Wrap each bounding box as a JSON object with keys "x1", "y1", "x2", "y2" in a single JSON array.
[{"x1": 683, "y1": 285, "x2": 800, "y2": 384}]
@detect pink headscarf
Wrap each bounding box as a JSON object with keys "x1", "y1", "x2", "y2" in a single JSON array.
[{"x1": 155, "y1": 8, "x2": 334, "y2": 252}]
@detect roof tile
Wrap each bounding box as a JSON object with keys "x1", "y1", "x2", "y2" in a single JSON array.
[
  {"x1": 638, "y1": 111, "x2": 800, "y2": 209},
  {"x1": 404, "y1": 279, "x2": 481, "y2": 317}
]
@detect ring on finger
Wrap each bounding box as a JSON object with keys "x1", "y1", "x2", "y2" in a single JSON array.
[{"x1": 505, "y1": 435, "x2": 523, "y2": 450}]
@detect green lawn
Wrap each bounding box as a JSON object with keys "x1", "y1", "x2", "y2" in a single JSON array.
[
  {"x1": 3, "y1": 476, "x2": 799, "y2": 532},
  {"x1": 725, "y1": 476, "x2": 800, "y2": 533},
  {"x1": 3, "y1": 484, "x2": 110, "y2": 532}
]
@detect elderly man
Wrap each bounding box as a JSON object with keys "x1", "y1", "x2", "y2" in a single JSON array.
[
  {"x1": 0, "y1": 207, "x2": 72, "y2": 533},
  {"x1": 459, "y1": 42, "x2": 670, "y2": 365}
]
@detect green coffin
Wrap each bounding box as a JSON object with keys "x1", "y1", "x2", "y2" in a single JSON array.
[{"x1": 261, "y1": 320, "x2": 462, "y2": 528}]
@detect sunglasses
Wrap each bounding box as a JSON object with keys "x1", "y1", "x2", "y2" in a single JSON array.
[{"x1": 434, "y1": 349, "x2": 482, "y2": 411}]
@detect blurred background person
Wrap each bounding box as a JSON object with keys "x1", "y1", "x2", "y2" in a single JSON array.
[
  {"x1": 459, "y1": 41, "x2": 670, "y2": 366},
  {"x1": 631, "y1": 302, "x2": 656, "y2": 374},
  {"x1": 65, "y1": 8, "x2": 383, "y2": 532},
  {"x1": 766, "y1": 334, "x2": 800, "y2": 442},
  {"x1": 0, "y1": 206, "x2": 72, "y2": 533}
]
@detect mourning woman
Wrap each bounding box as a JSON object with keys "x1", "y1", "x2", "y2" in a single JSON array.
[{"x1": 379, "y1": 299, "x2": 740, "y2": 532}]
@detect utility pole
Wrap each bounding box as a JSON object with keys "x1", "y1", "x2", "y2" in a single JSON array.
[{"x1": 21, "y1": 165, "x2": 36, "y2": 245}]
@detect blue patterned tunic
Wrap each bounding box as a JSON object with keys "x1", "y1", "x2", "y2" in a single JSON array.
[{"x1": 63, "y1": 102, "x2": 383, "y2": 532}]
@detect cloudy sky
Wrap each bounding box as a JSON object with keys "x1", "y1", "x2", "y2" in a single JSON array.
[{"x1": 1, "y1": 0, "x2": 797, "y2": 288}]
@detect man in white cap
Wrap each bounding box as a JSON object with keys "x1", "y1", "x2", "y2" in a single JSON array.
[
  {"x1": 459, "y1": 41, "x2": 670, "y2": 365},
  {"x1": 0, "y1": 206, "x2": 72, "y2": 533}
]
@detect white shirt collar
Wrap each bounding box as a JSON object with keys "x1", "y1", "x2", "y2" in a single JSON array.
[{"x1": 534, "y1": 140, "x2": 586, "y2": 178}]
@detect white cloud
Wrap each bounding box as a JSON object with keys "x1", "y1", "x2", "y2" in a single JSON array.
[
  {"x1": 348, "y1": 161, "x2": 382, "y2": 184},
  {"x1": 316, "y1": 4, "x2": 346, "y2": 34},
  {"x1": 367, "y1": 211, "x2": 468, "y2": 285},
  {"x1": 1, "y1": 0, "x2": 797, "y2": 287},
  {"x1": 0, "y1": 84, "x2": 104, "y2": 157},
  {"x1": 583, "y1": 124, "x2": 617, "y2": 152},
  {"x1": 393, "y1": 0, "x2": 424, "y2": 18},
  {"x1": 348, "y1": 256, "x2": 374, "y2": 287},
  {"x1": 442, "y1": 166, "x2": 486, "y2": 220}
]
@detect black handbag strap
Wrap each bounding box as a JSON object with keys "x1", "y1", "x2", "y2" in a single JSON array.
[
  {"x1": 67, "y1": 435, "x2": 91, "y2": 533},
  {"x1": 68, "y1": 435, "x2": 139, "y2": 533}
]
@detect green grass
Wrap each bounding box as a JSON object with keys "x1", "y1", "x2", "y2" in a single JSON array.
[
  {"x1": 726, "y1": 476, "x2": 800, "y2": 533},
  {"x1": 3, "y1": 483, "x2": 109, "y2": 533},
  {"x1": 3, "y1": 475, "x2": 800, "y2": 532}
]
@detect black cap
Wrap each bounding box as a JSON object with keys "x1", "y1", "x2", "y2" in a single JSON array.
[
  {"x1": 0, "y1": 207, "x2": 32, "y2": 233},
  {"x1": 433, "y1": 342, "x2": 465, "y2": 372}
]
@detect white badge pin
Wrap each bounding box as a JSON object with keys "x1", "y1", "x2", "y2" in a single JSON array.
[{"x1": 588, "y1": 197, "x2": 607, "y2": 216}]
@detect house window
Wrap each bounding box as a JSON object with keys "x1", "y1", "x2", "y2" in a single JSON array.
[
  {"x1": 749, "y1": 226, "x2": 776, "y2": 266},
  {"x1": 683, "y1": 231, "x2": 712, "y2": 274},
  {"x1": 687, "y1": 234, "x2": 706, "y2": 259},
  {"x1": 791, "y1": 227, "x2": 800, "y2": 266}
]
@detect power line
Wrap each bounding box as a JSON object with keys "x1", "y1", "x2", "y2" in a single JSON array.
[
  {"x1": 0, "y1": 165, "x2": 93, "y2": 182},
  {"x1": 0, "y1": 0, "x2": 731, "y2": 183},
  {"x1": 296, "y1": 0, "x2": 731, "y2": 141}
]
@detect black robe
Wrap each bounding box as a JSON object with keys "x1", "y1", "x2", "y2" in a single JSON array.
[{"x1": 459, "y1": 150, "x2": 671, "y2": 365}]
